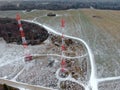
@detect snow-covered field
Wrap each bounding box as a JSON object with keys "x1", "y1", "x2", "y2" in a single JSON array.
[
  {"x1": 0, "y1": 9, "x2": 120, "y2": 90},
  {"x1": 0, "y1": 25, "x2": 90, "y2": 90}
]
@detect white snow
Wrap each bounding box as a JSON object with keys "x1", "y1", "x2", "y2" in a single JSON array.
[
  {"x1": 0, "y1": 19, "x2": 119, "y2": 90},
  {"x1": 19, "y1": 87, "x2": 29, "y2": 90},
  {"x1": 27, "y1": 20, "x2": 98, "y2": 90}
]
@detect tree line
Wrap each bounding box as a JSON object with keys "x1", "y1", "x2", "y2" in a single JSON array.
[{"x1": 0, "y1": 1, "x2": 120, "y2": 11}]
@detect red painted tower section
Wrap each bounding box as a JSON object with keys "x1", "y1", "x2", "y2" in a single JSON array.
[
  {"x1": 16, "y1": 14, "x2": 32, "y2": 61},
  {"x1": 61, "y1": 18, "x2": 66, "y2": 72}
]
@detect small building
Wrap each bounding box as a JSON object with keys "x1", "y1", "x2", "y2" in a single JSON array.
[{"x1": 47, "y1": 12, "x2": 56, "y2": 17}]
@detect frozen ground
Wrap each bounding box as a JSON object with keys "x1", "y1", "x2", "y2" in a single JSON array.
[
  {"x1": 29, "y1": 9, "x2": 120, "y2": 79},
  {"x1": 0, "y1": 9, "x2": 120, "y2": 90},
  {"x1": 98, "y1": 79, "x2": 120, "y2": 90},
  {"x1": 0, "y1": 27, "x2": 90, "y2": 90}
]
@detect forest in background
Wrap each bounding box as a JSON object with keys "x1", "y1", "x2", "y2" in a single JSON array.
[{"x1": 0, "y1": 1, "x2": 120, "y2": 11}]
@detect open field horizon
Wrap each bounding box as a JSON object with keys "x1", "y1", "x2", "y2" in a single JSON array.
[{"x1": 0, "y1": 8, "x2": 120, "y2": 90}]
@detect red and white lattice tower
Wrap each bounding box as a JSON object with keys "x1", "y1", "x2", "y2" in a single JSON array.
[
  {"x1": 16, "y1": 14, "x2": 32, "y2": 61},
  {"x1": 61, "y1": 18, "x2": 66, "y2": 72}
]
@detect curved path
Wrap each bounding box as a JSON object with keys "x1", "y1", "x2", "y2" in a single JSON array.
[
  {"x1": 29, "y1": 19, "x2": 120, "y2": 90},
  {"x1": 1, "y1": 19, "x2": 120, "y2": 90},
  {"x1": 55, "y1": 68, "x2": 86, "y2": 88},
  {"x1": 32, "y1": 53, "x2": 87, "y2": 59},
  {"x1": 0, "y1": 78, "x2": 52, "y2": 90},
  {"x1": 0, "y1": 20, "x2": 96, "y2": 90},
  {"x1": 27, "y1": 20, "x2": 98, "y2": 90},
  {"x1": 98, "y1": 76, "x2": 120, "y2": 82},
  {"x1": 0, "y1": 16, "x2": 120, "y2": 90}
]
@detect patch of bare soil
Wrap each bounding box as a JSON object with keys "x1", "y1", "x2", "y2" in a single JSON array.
[{"x1": 0, "y1": 18, "x2": 49, "y2": 45}]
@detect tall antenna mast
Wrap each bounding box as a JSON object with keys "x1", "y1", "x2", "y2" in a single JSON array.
[
  {"x1": 16, "y1": 14, "x2": 32, "y2": 62},
  {"x1": 61, "y1": 18, "x2": 66, "y2": 72}
]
